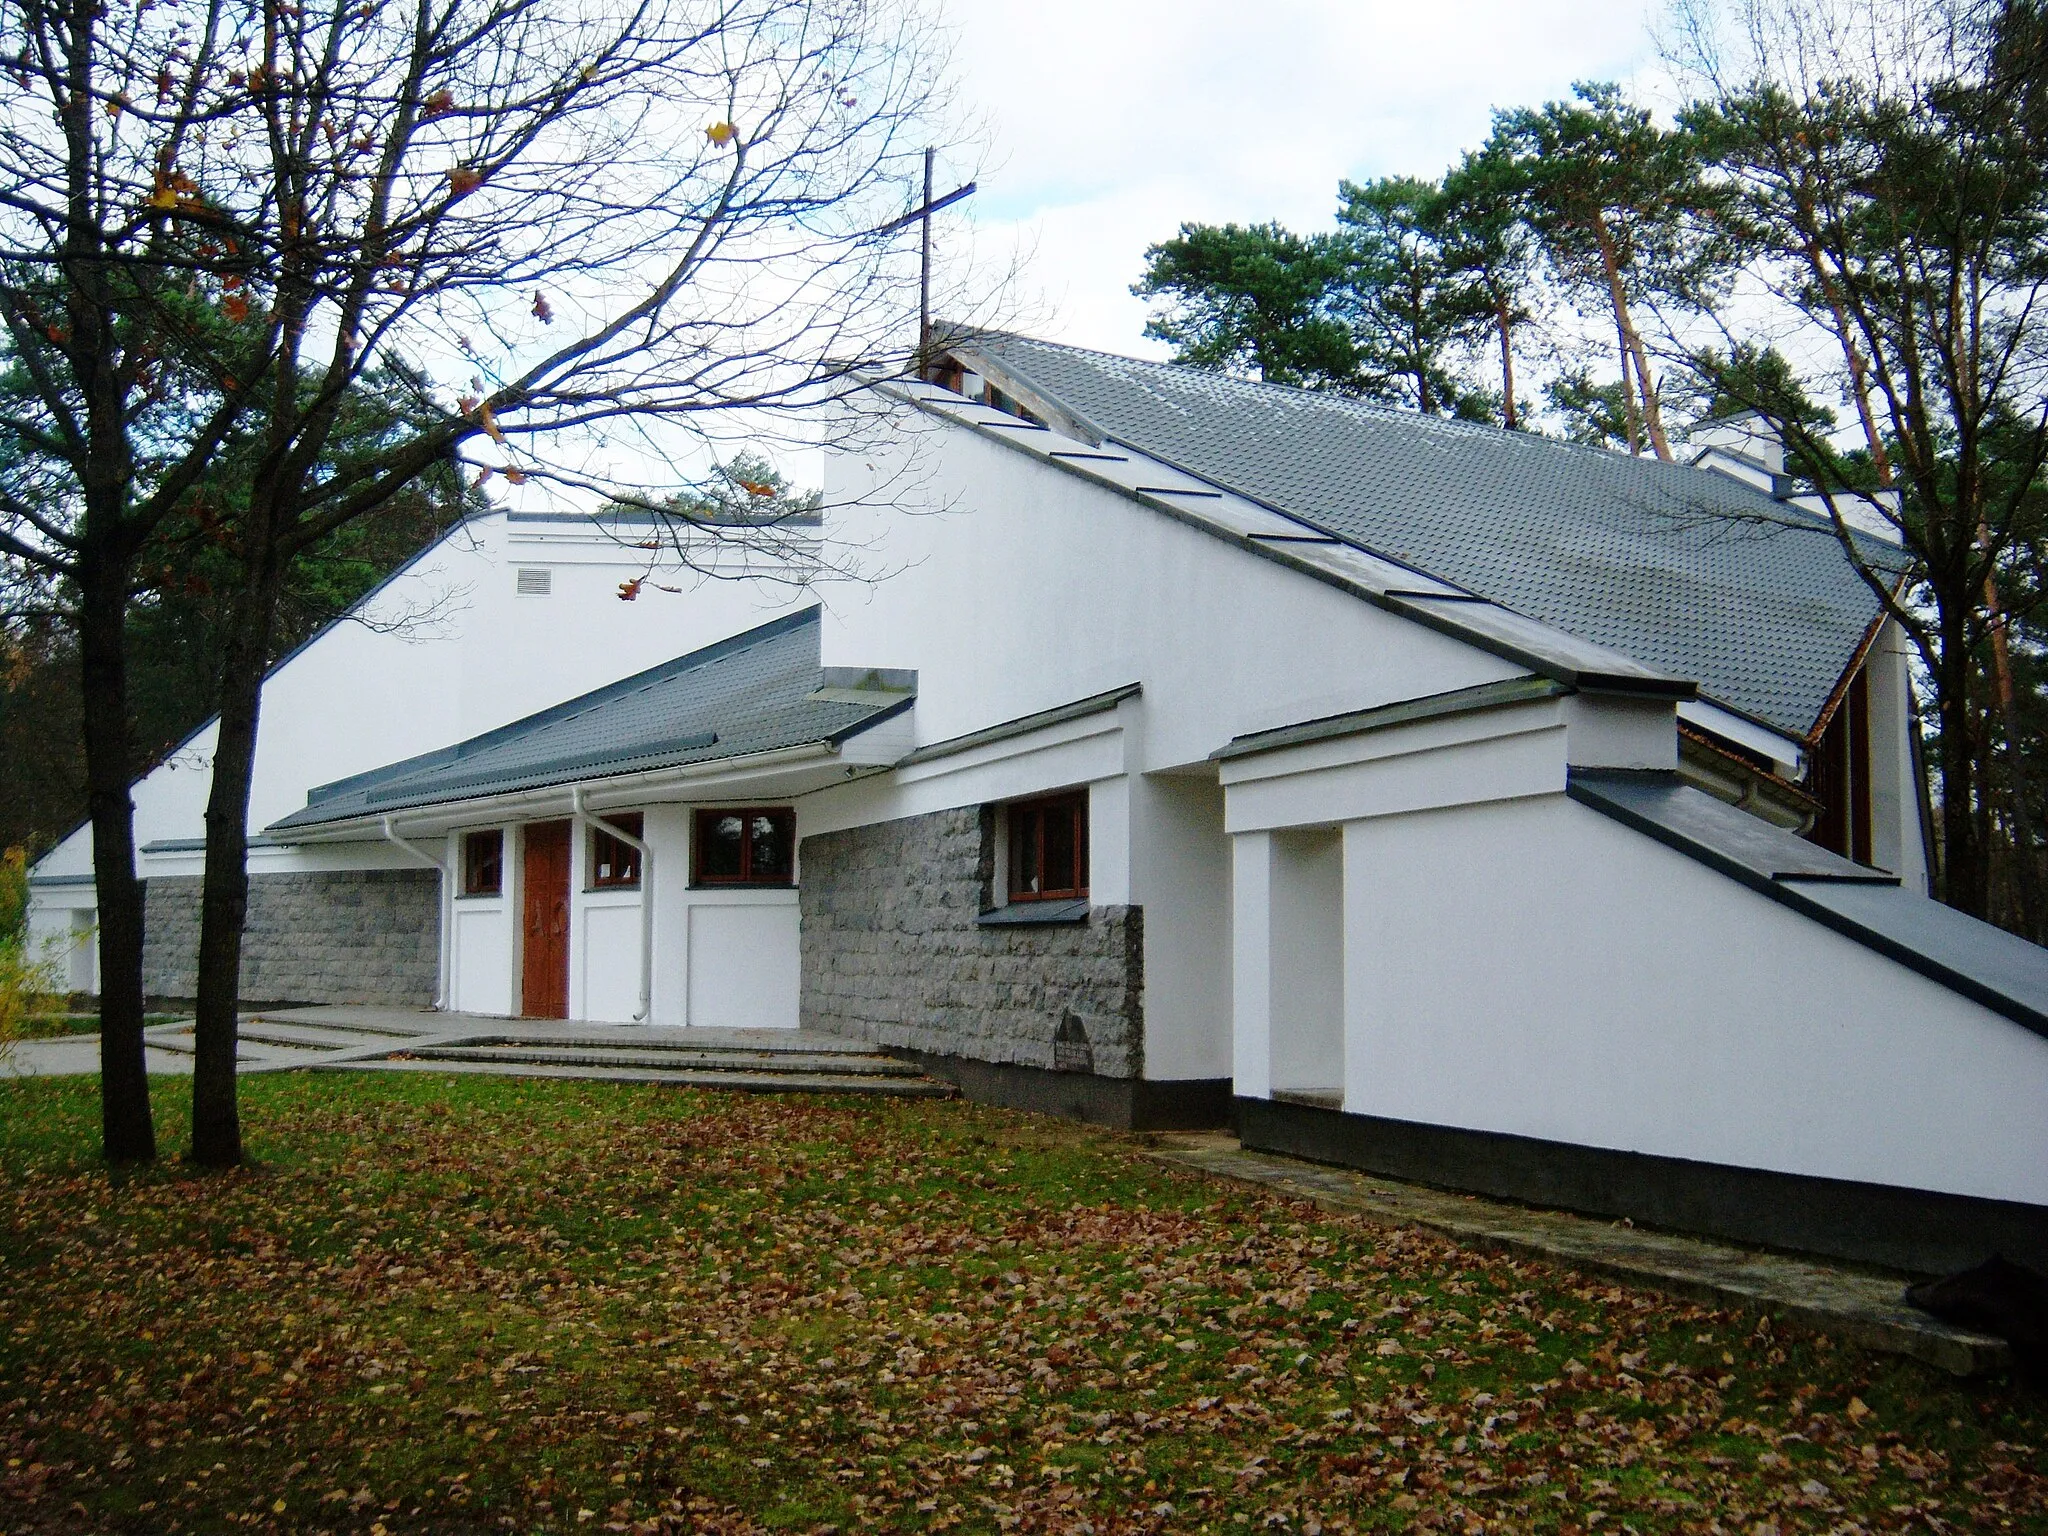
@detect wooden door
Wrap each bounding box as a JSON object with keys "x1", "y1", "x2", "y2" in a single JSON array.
[{"x1": 521, "y1": 820, "x2": 571, "y2": 1019}]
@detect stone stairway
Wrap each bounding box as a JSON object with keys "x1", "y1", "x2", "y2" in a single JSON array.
[{"x1": 164, "y1": 1007, "x2": 958, "y2": 1098}]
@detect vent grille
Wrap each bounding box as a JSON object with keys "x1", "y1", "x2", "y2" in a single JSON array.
[{"x1": 515, "y1": 567, "x2": 552, "y2": 596}]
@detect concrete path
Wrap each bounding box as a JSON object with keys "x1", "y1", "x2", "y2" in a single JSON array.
[
  {"x1": 7, "y1": 1005, "x2": 954, "y2": 1098},
  {"x1": 1143, "y1": 1131, "x2": 2008, "y2": 1379},
  {"x1": 4, "y1": 1028, "x2": 198, "y2": 1078}
]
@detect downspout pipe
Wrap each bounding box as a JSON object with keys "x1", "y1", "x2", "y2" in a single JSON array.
[
  {"x1": 572, "y1": 786, "x2": 653, "y2": 1023},
  {"x1": 382, "y1": 815, "x2": 451, "y2": 1011}
]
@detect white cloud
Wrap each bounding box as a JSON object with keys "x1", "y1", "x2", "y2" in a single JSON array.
[{"x1": 938, "y1": 0, "x2": 1660, "y2": 354}]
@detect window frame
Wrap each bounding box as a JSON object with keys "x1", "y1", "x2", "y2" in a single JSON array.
[
  {"x1": 587, "y1": 813, "x2": 645, "y2": 891},
  {"x1": 1006, "y1": 791, "x2": 1089, "y2": 903},
  {"x1": 460, "y1": 829, "x2": 503, "y2": 898},
  {"x1": 690, "y1": 806, "x2": 797, "y2": 888}
]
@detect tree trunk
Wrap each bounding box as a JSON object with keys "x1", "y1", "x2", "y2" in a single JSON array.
[
  {"x1": 1615, "y1": 319, "x2": 1643, "y2": 454},
  {"x1": 1981, "y1": 562, "x2": 2041, "y2": 936},
  {"x1": 1592, "y1": 217, "x2": 1672, "y2": 460},
  {"x1": 1496, "y1": 300, "x2": 1518, "y2": 431},
  {"x1": 78, "y1": 565, "x2": 155, "y2": 1163},
  {"x1": 1934, "y1": 613, "x2": 1989, "y2": 918},
  {"x1": 189, "y1": 553, "x2": 283, "y2": 1167}
]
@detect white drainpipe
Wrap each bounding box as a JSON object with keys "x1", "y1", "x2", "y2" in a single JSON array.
[
  {"x1": 571, "y1": 785, "x2": 653, "y2": 1023},
  {"x1": 381, "y1": 815, "x2": 451, "y2": 1011}
]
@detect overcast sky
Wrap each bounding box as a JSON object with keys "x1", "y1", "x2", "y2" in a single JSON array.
[{"x1": 939, "y1": 0, "x2": 1662, "y2": 357}]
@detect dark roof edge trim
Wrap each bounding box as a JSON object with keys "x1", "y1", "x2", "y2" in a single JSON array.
[
  {"x1": 826, "y1": 691, "x2": 916, "y2": 745},
  {"x1": 1567, "y1": 770, "x2": 2048, "y2": 1041},
  {"x1": 889, "y1": 383, "x2": 1697, "y2": 702},
  {"x1": 897, "y1": 684, "x2": 1141, "y2": 768},
  {"x1": 1215, "y1": 676, "x2": 1571, "y2": 763},
  {"x1": 28, "y1": 873, "x2": 94, "y2": 888},
  {"x1": 142, "y1": 836, "x2": 285, "y2": 854},
  {"x1": 269, "y1": 738, "x2": 847, "y2": 838}
]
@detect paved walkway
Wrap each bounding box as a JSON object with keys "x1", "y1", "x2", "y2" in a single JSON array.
[
  {"x1": 1143, "y1": 1131, "x2": 2008, "y2": 1378},
  {"x1": 7, "y1": 1006, "x2": 952, "y2": 1098}
]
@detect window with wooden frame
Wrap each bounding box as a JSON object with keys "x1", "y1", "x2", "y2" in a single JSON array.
[
  {"x1": 588, "y1": 813, "x2": 644, "y2": 889},
  {"x1": 1007, "y1": 791, "x2": 1088, "y2": 902},
  {"x1": 692, "y1": 807, "x2": 795, "y2": 887},
  {"x1": 461, "y1": 829, "x2": 503, "y2": 897}
]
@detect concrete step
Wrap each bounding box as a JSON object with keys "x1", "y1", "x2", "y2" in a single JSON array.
[
  {"x1": 457, "y1": 1027, "x2": 880, "y2": 1055},
  {"x1": 138, "y1": 1030, "x2": 332, "y2": 1061},
  {"x1": 331, "y1": 1057, "x2": 958, "y2": 1096},
  {"x1": 238, "y1": 1020, "x2": 423, "y2": 1050},
  {"x1": 406, "y1": 1043, "x2": 925, "y2": 1076},
  {"x1": 246, "y1": 1010, "x2": 444, "y2": 1039}
]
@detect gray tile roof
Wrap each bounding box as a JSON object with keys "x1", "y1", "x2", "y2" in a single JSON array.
[
  {"x1": 270, "y1": 608, "x2": 901, "y2": 832},
  {"x1": 955, "y1": 332, "x2": 1903, "y2": 739}
]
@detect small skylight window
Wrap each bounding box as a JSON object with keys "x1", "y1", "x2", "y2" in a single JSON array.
[{"x1": 515, "y1": 567, "x2": 552, "y2": 596}]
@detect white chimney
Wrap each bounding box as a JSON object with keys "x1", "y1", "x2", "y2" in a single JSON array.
[{"x1": 1685, "y1": 410, "x2": 1785, "y2": 489}]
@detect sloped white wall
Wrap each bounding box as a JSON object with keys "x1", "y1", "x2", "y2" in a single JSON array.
[{"x1": 1336, "y1": 792, "x2": 2048, "y2": 1205}]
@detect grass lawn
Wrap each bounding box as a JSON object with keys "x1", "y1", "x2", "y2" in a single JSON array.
[{"x1": 0, "y1": 1074, "x2": 2041, "y2": 1535}]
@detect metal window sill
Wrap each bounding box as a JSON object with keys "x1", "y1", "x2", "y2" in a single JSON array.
[{"x1": 977, "y1": 899, "x2": 1089, "y2": 927}]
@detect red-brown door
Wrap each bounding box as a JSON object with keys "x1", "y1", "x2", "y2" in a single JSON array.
[{"x1": 521, "y1": 820, "x2": 571, "y2": 1019}]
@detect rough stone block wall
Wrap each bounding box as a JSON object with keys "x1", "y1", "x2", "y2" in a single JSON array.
[
  {"x1": 799, "y1": 807, "x2": 1143, "y2": 1077},
  {"x1": 143, "y1": 869, "x2": 440, "y2": 1006}
]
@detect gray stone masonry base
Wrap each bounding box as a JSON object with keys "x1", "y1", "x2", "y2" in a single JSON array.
[
  {"x1": 142, "y1": 869, "x2": 440, "y2": 1007},
  {"x1": 799, "y1": 806, "x2": 1144, "y2": 1078}
]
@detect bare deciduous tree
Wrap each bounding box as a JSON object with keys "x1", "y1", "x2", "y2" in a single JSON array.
[{"x1": 0, "y1": 0, "x2": 960, "y2": 1162}]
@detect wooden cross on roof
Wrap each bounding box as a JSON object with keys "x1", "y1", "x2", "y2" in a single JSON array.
[{"x1": 875, "y1": 148, "x2": 976, "y2": 380}]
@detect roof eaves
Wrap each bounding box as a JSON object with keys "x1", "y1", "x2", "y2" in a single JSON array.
[
  {"x1": 267, "y1": 737, "x2": 845, "y2": 838},
  {"x1": 1213, "y1": 675, "x2": 1571, "y2": 763},
  {"x1": 896, "y1": 683, "x2": 1141, "y2": 768}
]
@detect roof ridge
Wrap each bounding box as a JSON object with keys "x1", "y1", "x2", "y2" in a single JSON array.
[{"x1": 949, "y1": 326, "x2": 1882, "y2": 526}]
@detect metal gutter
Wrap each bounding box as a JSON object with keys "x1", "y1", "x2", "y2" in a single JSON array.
[{"x1": 270, "y1": 741, "x2": 842, "y2": 842}]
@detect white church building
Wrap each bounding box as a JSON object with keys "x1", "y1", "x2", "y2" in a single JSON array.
[{"x1": 29, "y1": 331, "x2": 2048, "y2": 1276}]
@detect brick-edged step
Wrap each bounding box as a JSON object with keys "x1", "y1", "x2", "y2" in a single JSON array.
[
  {"x1": 141, "y1": 1027, "x2": 332, "y2": 1060},
  {"x1": 237, "y1": 1019, "x2": 425, "y2": 1050},
  {"x1": 405, "y1": 1043, "x2": 926, "y2": 1076},
  {"x1": 330, "y1": 1057, "x2": 957, "y2": 1097}
]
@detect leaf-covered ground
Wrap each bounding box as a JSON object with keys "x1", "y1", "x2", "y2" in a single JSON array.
[{"x1": 0, "y1": 1074, "x2": 2041, "y2": 1535}]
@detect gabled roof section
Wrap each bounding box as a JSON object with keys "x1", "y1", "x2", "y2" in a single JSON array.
[
  {"x1": 268, "y1": 608, "x2": 906, "y2": 832},
  {"x1": 947, "y1": 331, "x2": 1903, "y2": 739}
]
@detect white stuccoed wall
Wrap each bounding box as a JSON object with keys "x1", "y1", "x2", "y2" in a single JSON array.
[
  {"x1": 816, "y1": 412, "x2": 1521, "y2": 1081},
  {"x1": 1222, "y1": 696, "x2": 2048, "y2": 1207},
  {"x1": 446, "y1": 805, "x2": 800, "y2": 1028},
  {"x1": 31, "y1": 513, "x2": 812, "y2": 887},
  {"x1": 1337, "y1": 793, "x2": 2048, "y2": 1205}
]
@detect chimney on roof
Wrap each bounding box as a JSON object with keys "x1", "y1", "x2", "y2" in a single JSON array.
[
  {"x1": 1687, "y1": 409, "x2": 1907, "y2": 545},
  {"x1": 1683, "y1": 410, "x2": 1786, "y2": 492}
]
